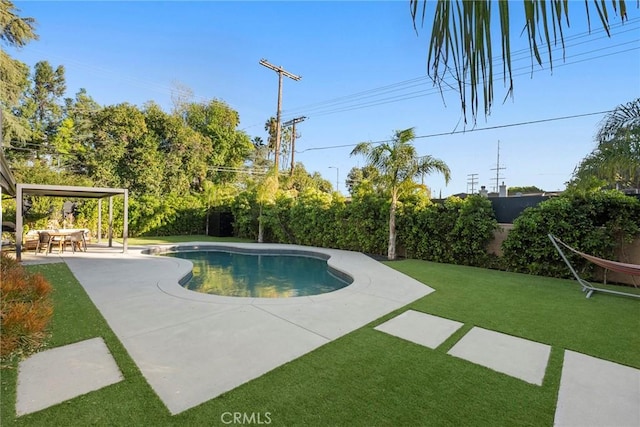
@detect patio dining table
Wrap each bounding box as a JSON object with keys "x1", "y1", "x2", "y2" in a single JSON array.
[{"x1": 40, "y1": 230, "x2": 87, "y2": 254}]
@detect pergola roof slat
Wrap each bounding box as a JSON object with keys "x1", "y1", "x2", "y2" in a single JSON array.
[{"x1": 17, "y1": 183, "x2": 127, "y2": 199}]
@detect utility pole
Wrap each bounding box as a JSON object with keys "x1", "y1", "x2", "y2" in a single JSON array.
[
  {"x1": 467, "y1": 173, "x2": 478, "y2": 194},
  {"x1": 283, "y1": 116, "x2": 306, "y2": 176},
  {"x1": 259, "y1": 59, "x2": 301, "y2": 173},
  {"x1": 490, "y1": 140, "x2": 506, "y2": 192}
]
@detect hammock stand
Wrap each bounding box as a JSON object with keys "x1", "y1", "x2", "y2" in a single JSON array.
[{"x1": 548, "y1": 234, "x2": 640, "y2": 299}]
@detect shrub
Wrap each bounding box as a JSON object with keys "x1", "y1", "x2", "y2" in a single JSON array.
[
  {"x1": 0, "y1": 253, "x2": 53, "y2": 360},
  {"x1": 398, "y1": 195, "x2": 498, "y2": 266},
  {"x1": 502, "y1": 190, "x2": 640, "y2": 279}
]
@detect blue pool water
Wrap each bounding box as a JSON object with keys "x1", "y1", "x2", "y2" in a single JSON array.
[{"x1": 165, "y1": 250, "x2": 352, "y2": 298}]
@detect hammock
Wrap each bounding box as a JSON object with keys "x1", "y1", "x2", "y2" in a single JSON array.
[{"x1": 548, "y1": 234, "x2": 640, "y2": 299}]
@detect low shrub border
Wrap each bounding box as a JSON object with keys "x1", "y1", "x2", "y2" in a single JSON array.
[{"x1": 0, "y1": 253, "x2": 53, "y2": 361}]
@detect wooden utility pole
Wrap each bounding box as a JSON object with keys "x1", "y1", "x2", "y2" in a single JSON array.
[
  {"x1": 259, "y1": 59, "x2": 301, "y2": 173},
  {"x1": 283, "y1": 116, "x2": 306, "y2": 176}
]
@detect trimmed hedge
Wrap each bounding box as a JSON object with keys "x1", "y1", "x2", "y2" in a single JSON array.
[
  {"x1": 502, "y1": 190, "x2": 640, "y2": 279},
  {"x1": 232, "y1": 188, "x2": 498, "y2": 266}
]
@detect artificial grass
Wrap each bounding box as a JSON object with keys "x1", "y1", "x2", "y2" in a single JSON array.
[
  {"x1": 1, "y1": 258, "x2": 638, "y2": 426},
  {"x1": 389, "y1": 260, "x2": 640, "y2": 369}
]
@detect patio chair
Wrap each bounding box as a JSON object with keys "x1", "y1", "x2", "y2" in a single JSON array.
[
  {"x1": 35, "y1": 231, "x2": 53, "y2": 255},
  {"x1": 548, "y1": 234, "x2": 640, "y2": 299},
  {"x1": 68, "y1": 231, "x2": 86, "y2": 252}
]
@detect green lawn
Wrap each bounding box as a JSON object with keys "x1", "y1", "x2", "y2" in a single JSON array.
[{"x1": 1, "y1": 256, "x2": 638, "y2": 426}]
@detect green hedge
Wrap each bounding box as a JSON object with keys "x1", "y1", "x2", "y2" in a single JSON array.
[
  {"x1": 502, "y1": 190, "x2": 640, "y2": 278},
  {"x1": 231, "y1": 188, "x2": 498, "y2": 266},
  {"x1": 398, "y1": 196, "x2": 498, "y2": 266}
]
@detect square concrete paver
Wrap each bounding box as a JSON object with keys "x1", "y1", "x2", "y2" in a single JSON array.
[
  {"x1": 447, "y1": 327, "x2": 550, "y2": 385},
  {"x1": 554, "y1": 350, "x2": 640, "y2": 427},
  {"x1": 16, "y1": 337, "x2": 123, "y2": 416},
  {"x1": 374, "y1": 310, "x2": 464, "y2": 349}
]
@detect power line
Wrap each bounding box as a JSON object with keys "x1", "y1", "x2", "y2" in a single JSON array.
[
  {"x1": 279, "y1": 20, "x2": 640, "y2": 118},
  {"x1": 297, "y1": 109, "x2": 612, "y2": 153},
  {"x1": 281, "y1": 41, "x2": 638, "y2": 121}
]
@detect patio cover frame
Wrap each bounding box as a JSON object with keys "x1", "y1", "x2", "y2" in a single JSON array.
[{"x1": 14, "y1": 183, "x2": 128, "y2": 261}]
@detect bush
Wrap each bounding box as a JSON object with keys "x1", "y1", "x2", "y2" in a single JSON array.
[
  {"x1": 398, "y1": 195, "x2": 498, "y2": 266},
  {"x1": 502, "y1": 191, "x2": 640, "y2": 278},
  {"x1": 0, "y1": 253, "x2": 53, "y2": 360}
]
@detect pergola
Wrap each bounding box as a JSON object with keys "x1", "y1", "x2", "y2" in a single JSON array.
[{"x1": 13, "y1": 183, "x2": 129, "y2": 261}]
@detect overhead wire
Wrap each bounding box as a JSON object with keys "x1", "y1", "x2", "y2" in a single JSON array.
[
  {"x1": 280, "y1": 35, "x2": 639, "y2": 120},
  {"x1": 278, "y1": 18, "x2": 640, "y2": 119},
  {"x1": 296, "y1": 109, "x2": 614, "y2": 153}
]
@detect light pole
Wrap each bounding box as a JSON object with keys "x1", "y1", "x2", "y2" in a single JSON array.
[{"x1": 329, "y1": 166, "x2": 339, "y2": 194}]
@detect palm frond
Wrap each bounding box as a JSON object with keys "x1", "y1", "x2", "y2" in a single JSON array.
[
  {"x1": 410, "y1": 0, "x2": 629, "y2": 124},
  {"x1": 596, "y1": 98, "x2": 640, "y2": 143}
]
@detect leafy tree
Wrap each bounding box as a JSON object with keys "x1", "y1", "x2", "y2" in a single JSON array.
[
  {"x1": 410, "y1": 1, "x2": 632, "y2": 124},
  {"x1": 88, "y1": 103, "x2": 148, "y2": 190},
  {"x1": 507, "y1": 186, "x2": 544, "y2": 195},
  {"x1": 144, "y1": 102, "x2": 211, "y2": 193},
  {"x1": 345, "y1": 165, "x2": 380, "y2": 195},
  {"x1": 57, "y1": 88, "x2": 101, "y2": 174},
  {"x1": 283, "y1": 162, "x2": 332, "y2": 194},
  {"x1": 0, "y1": 0, "x2": 37, "y2": 144},
  {"x1": 351, "y1": 127, "x2": 451, "y2": 260},
  {"x1": 572, "y1": 98, "x2": 640, "y2": 190},
  {"x1": 184, "y1": 100, "x2": 253, "y2": 184},
  {"x1": 18, "y1": 61, "x2": 66, "y2": 158}
]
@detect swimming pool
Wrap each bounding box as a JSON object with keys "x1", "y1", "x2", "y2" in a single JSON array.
[{"x1": 162, "y1": 248, "x2": 353, "y2": 298}]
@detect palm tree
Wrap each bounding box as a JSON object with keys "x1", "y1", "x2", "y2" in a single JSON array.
[
  {"x1": 410, "y1": 0, "x2": 632, "y2": 124},
  {"x1": 572, "y1": 98, "x2": 640, "y2": 190},
  {"x1": 351, "y1": 127, "x2": 451, "y2": 260}
]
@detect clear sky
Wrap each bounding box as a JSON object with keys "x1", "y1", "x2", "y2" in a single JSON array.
[{"x1": 9, "y1": 1, "x2": 640, "y2": 196}]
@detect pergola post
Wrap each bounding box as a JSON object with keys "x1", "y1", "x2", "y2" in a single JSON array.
[
  {"x1": 97, "y1": 199, "x2": 102, "y2": 243},
  {"x1": 123, "y1": 189, "x2": 128, "y2": 253},
  {"x1": 108, "y1": 196, "x2": 113, "y2": 248},
  {"x1": 15, "y1": 184, "x2": 23, "y2": 261}
]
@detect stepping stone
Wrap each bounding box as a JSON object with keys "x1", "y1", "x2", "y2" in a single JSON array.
[
  {"x1": 554, "y1": 350, "x2": 640, "y2": 427},
  {"x1": 374, "y1": 310, "x2": 464, "y2": 349},
  {"x1": 16, "y1": 337, "x2": 123, "y2": 416},
  {"x1": 447, "y1": 327, "x2": 550, "y2": 385}
]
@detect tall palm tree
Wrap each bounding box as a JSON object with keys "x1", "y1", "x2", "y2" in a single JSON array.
[
  {"x1": 410, "y1": 0, "x2": 632, "y2": 124},
  {"x1": 351, "y1": 127, "x2": 451, "y2": 260},
  {"x1": 573, "y1": 98, "x2": 640, "y2": 190}
]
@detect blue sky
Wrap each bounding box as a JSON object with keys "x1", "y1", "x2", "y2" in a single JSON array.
[{"x1": 9, "y1": 1, "x2": 640, "y2": 196}]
